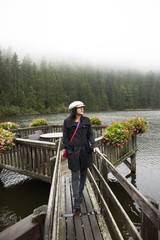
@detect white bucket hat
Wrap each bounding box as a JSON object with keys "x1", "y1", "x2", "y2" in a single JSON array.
[{"x1": 68, "y1": 101, "x2": 85, "y2": 110}]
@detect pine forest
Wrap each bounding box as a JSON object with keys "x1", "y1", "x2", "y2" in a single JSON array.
[{"x1": 0, "y1": 49, "x2": 160, "y2": 116}]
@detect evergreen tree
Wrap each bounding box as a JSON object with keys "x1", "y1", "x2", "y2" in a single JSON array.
[{"x1": 0, "y1": 47, "x2": 160, "y2": 115}]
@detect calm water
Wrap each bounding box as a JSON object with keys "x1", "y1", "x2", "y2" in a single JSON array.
[{"x1": 0, "y1": 110, "x2": 160, "y2": 237}]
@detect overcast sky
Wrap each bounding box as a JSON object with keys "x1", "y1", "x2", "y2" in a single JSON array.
[{"x1": 1, "y1": 0, "x2": 160, "y2": 71}]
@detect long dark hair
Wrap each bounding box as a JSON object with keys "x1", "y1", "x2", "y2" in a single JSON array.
[{"x1": 69, "y1": 107, "x2": 77, "y2": 119}]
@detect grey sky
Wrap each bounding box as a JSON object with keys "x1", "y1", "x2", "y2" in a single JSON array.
[{"x1": 1, "y1": 0, "x2": 160, "y2": 71}]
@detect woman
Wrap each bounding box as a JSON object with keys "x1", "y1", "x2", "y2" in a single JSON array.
[{"x1": 63, "y1": 101, "x2": 100, "y2": 211}]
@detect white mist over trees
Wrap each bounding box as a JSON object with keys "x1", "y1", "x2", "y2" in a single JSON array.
[{"x1": 0, "y1": 49, "x2": 160, "y2": 116}]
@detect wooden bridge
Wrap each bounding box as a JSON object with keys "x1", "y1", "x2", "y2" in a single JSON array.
[{"x1": 0, "y1": 125, "x2": 160, "y2": 240}]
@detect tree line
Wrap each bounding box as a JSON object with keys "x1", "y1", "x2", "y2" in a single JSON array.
[{"x1": 0, "y1": 48, "x2": 160, "y2": 116}]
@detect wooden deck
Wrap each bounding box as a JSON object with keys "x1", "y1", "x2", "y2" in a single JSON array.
[
  {"x1": 59, "y1": 176, "x2": 111, "y2": 240},
  {"x1": 1, "y1": 127, "x2": 160, "y2": 240}
]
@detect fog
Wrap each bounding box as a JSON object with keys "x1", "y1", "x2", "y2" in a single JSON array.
[{"x1": 1, "y1": 0, "x2": 160, "y2": 71}]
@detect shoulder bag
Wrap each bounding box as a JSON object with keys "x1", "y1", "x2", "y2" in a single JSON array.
[{"x1": 63, "y1": 120, "x2": 80, "y2": 159}]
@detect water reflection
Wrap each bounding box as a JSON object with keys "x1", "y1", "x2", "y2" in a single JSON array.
[
  {"x1": 0, "y1": 176, "x2": 50, "y2": 232},
  {"x1": 108, "y1": 179, "x2": 141, "y2": 239}
]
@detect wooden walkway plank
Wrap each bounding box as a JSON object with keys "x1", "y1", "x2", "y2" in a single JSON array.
[
  {"x1": 70, "y1": 187, "x2": 85, "y2": 240},
  {"x1": 59, "y1": 176, "x2": 66, "y2": 240},
  {"x1": 73, "y1": 215, "x2": 85, "y2": 240},
  {"x1": 80, "y1": 194, "x2": 94, "y2": 240},
  {"x1": 83, "y1": 187, "x2": 103, "y2": 240},
  {"x1": 59, "y1": 176, "x2": 111, "y2": 240},
  {"x1": 65, "y1": 177, "x2": 76, "y2": 240},
  {"x1": 86, "y1": 179, "x2": 112, "y2": 240}
]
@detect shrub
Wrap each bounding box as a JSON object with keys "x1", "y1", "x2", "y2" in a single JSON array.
[
  {"x1": 0, "y1": 122, "x2": 19, "y2": 130},
  {"x1": 0, "y1": 128, "x2": 15, "y2": 155},
  {"x1": 2, "y1": 106, "x2": 20, "y2": 116},
  {"x1": 90, "y1": 117, "x2": 102, "y2": 125},
  {"x1": 29, "y1": 118, "x2": 48, "y2": 127}
]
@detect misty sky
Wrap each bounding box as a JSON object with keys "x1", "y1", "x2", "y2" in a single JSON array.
[{"x1": 1, "y1": 0, "x2": 160, "y2": 71}]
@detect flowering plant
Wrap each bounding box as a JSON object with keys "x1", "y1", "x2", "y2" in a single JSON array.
[
  {"x1": 0, "y1": 122, "x2": 19, "y2": 130},
  {"x1": 29, "y1": 118, "x2": 48, "y2": 127},
  {"x1": 0, "y1": 128, "x2": 15, "y2": 155},
  {"x1": 103, "y1": 121, "x2": 133, "y2": 148},
  {"x1": 128, "y1": 117, "x2": 149, "y2": 134},
  {"x1": 90, "y1": 117, "x2": 102, "y2": 125},
  {"x1": 103, "y1": 117, "x2": 149, "y2": 149}
]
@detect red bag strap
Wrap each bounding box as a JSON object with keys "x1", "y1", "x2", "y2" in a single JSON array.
[{"x1": 70, "y1": 120, "x2": 80, "y2": 143}]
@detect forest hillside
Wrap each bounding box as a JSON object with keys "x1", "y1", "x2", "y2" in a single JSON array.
[{"x1": 0, "y1": 49, "x2": 160, "y2": 116}]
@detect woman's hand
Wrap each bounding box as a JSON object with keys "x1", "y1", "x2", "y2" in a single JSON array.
[{"x1": 93, "y1": 147, "x2": 100, "y2": 153}]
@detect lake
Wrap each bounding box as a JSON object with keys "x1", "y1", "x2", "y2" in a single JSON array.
[{"x1": 0, "y1": 110, "x2": 160, "y2": 236}]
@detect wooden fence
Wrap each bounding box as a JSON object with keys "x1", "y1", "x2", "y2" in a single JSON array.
[
  {"x1": 89, "y1": 150, "x2": 160, "y2": 240},
  {"x1": 12, "y1": 124, "x2": 106, "y2": 138},
  {"x1": 43, "y1": 138, "x2": 62, "y2": 239},
  {"x1": 0, "y1": 133, "x2": 159, "y2": 239},
  {"x1": 0, "y1": 138, "x2": 57, "y2": 182},
  {"x1": 0, "y1": 125, "x2": 137, "y2": 183}
]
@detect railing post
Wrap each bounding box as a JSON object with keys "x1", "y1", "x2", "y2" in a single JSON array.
[
  {"x1": 141, "y1": 197, "x2": 159, "y2": 240},
  {"x1": 130, "y1": 153, "x2": 136, "y2": 173},
  {"x1": 32, "y1": 205, "x2": 47, "y2": 240},
  {"x1": 98, "y1": 143, "x2": 110, "y2": 212}
]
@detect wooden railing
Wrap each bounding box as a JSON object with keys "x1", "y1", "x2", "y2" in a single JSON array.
[
  {"x1": 1, "y1": 132, "x2": 159, "y2": 239},
  {"x1": 89, "y1": 150, "x2": 160, "y2": 239},
  {"x1": 42, "y1": 135, "x2": 159, "y2": 240},
  {"x1": 43, "y1": 138, "x2": 62, "y2": 240},
  {"x1": 96, "y1": 134, "x2": 137, "y2": 170},
  {"x1": 0, "y1": 138, "x2": 57, "y2": 182},
  {"x1": 12, "y1": 125, "x2": 63, "y2": 138},
  {"x1": 12, "y1": 124, "x2": 106, "y2": 138},
  {"x1": 0, "y1": 214, "x2": 42, "y2": 240},
  {"x1": 0, "y1": 125, "x2": 137, "y2": 182}
]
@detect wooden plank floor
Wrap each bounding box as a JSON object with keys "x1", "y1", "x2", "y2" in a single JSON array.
[{"x1": 59, "y1": 175, "x2": 112, "y2": 240}]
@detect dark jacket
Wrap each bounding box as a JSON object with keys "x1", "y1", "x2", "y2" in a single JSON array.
[{"x1": 63, "y1": 116, "x2": 98, "y2": 171}]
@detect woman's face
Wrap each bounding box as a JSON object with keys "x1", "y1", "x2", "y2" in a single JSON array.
[{"x1": 76, "y1": 107, "x2": 84, "y2": 115}]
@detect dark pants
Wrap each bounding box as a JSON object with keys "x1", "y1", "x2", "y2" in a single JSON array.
[{"x1": 71, "y1": 169, "x2": 87, "y2": 199}]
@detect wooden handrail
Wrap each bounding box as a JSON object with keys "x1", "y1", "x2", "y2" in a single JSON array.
[
  {"x1": 88, "y1": 168, "x2": 125, "y2": 240},
  {"x1": 0, "y1": 214, "x2": 41, "y2": 240},
  {"x1": 12, "y1": 124, "x2": 107, "y2": 138},
  {"x1": 15, "y1": 138, "x2": 56, "y2": 148},
  {"x1": 90, "y1": 163, "x2": 143, "y2": 239},
  {"x1": 43, "y1": 138, "x2": 61, "y2": 240},
  {"x1": 96, "y1": 151, "x2": 160, "y2": 231}
]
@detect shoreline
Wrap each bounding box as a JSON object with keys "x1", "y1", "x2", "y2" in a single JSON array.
[{"x1": 1, "y1": 108, "x2": 160, "y2": 118}]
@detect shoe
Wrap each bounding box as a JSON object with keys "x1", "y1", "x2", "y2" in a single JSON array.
[
  {"x1": 74, "y1": 198, "x2": 80, "y2": 210},
  {"x1": 73, "y1": 208, "x2": 81, "y2": 213}
]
